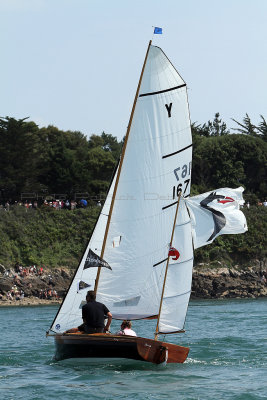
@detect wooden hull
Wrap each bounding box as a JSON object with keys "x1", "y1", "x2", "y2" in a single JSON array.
[{"x1": 54, "y1": 333, "x2": 189, "y2": 364}]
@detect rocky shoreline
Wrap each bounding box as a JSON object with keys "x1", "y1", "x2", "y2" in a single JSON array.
[
  {"x1": 192, "y1": 263, "x2": 267, "y2": 299},
  {"x1": 0, "y1": 262, "x2": 266, "y2": 307},
  {"x1": 0, "y1": 265, "x2": 72, "y2": 306},
  {"x1": 0, "y1": 296, "x2": 61, "y2": 307}
]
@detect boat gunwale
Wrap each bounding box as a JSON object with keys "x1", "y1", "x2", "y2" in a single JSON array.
[{"x1": 54, "y1": 332, "x2": 189, "y2": 349}]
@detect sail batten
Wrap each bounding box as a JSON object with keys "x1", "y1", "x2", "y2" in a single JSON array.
[
  {"x1": 139, "y1": 83, "x2": 186, "y2": 97},
  {"x1": 163, "y1": 289, "x2": 192, "y2": 300},
  {"x1": 163, "y1": 143, "x2": 193, "y2": 159},
  {"x1": 168, "y1": 256, "x2": 194, "y2": 266}
]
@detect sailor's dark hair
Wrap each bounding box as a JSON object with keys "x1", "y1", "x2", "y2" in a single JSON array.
[
  {"x1": 86, "y1": 290, "x2": 96, "y2": 301},
  {"x1": 121, "y1": 320, "x2": 132, "y2": 329}
]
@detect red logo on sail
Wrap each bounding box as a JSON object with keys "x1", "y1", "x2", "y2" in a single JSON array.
[
  {"x1": 168, "y1": 246, "x2": 180, "y2": 260},
  {"x1": 217, "y1": 196, "x2": 234, "y2": 205}
]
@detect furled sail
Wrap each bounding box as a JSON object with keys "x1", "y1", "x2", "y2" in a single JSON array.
[
  {"x1": 50, "y1": 44, "x2": 193, "y2": 334},
  {"x1": 185, "y1": 187, "x2": 247, "y2": 249}
]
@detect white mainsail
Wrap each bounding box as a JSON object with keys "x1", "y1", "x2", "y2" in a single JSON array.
[
  {"x1": 93, "y1": 45, "x2": 193, "y2": 331},
  {"x1": 50, "y1": 44, "x2": 193, "y2": 334}
]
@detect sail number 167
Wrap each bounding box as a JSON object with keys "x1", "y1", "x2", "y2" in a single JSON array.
[{"x1": 172, "y1": 162, "x2": 191, "y2": 198}]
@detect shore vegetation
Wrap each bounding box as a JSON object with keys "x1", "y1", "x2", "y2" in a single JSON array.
[{"x1": 0, "y1": 113, "x2": 266, "y2": 269}]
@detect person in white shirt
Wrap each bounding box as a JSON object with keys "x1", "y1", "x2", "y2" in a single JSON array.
[{"x1": 116, "y1": 320, "x2": 137, "y2": 336}]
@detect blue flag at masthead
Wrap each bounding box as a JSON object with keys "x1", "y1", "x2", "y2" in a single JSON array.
[{"x1": 154, "y1": 27, "x2": 162, "y2": 34}]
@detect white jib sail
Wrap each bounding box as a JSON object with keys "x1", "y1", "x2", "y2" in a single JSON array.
[
  {"x1": 185, "y1": 186, "x2": 247, "y2": 249},
  {"x1": 50, "y1": 170, "x2": 118, "y2": 333},
  {"x1": 158, "y1": 198, "x2": 193, "y2": 333},
  {"x1": 50, "y1": 44, "x2": 193, "y2": 334}
]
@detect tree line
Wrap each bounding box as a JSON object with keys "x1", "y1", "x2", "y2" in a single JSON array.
[
  {"x1": 191, "y1": 113, "x2": 267, "y2": 202},
  {"x1": 0, "y1": 117, "x2": 122, "y2": 203},
  {"x1": 0, "y1": 113, "x2": 267, "y2": 203}
]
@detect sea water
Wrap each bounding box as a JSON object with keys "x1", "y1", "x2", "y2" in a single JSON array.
[{"x1": 0, "y1": 298, "x2": 266, "y2": 400}]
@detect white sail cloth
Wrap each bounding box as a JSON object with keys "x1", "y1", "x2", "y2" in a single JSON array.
[
  {"x1": 96, "y1": 45, "x2": 192, "y2": 332},
  {"x1": 50, "y1": 171, "x2": 117, "y2": 333},
  {"x1": 158, "y1": 198, "x2": 193, "y2": 333},
  {"x1": 185, "y1": 187, "x2": 247, "y2": 249},
  {"x1": 50, "y1": 44, "x2": 193, "y2": 334}
]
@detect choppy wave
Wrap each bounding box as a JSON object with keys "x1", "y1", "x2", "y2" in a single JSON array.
[{"x1": 0, "y1": 299, "x2": 266, "y2": 400}]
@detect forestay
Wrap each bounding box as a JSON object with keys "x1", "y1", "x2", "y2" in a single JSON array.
[{"x1": 50, "y1": 44, "x2": 193, "y2": 334}]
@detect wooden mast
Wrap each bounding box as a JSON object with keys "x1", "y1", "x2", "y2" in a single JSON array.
[
  {"x1": 94, "y1": 40, "x2": 152, "y2": 293},
  {"x1": 154, "y1": 192, "x2": 182, "y2": 341}
]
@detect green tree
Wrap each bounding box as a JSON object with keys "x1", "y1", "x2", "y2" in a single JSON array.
[
  {"x1": 208, "y1": 112, "x2": 229, "y2": 136},
  {"x1": 192, "y1": 134, "x2": 267, "y2": 199},
  {"x1": 86, "y1": 131, "x2": 122, "y2": 196},
  {"x1": 191, "y1": 113, "x2": 229, "y2": 138},
  {"x1": 39, "y1": 126, "x2": 92, "y2": 194},
  {"x1": 0, "y1": 117, "x2": 48, "y2": 197},
  {"x1": 257, "y1": 115, "x2": 267, "y2": 142},
  {"x1": 232, "y1": 113, "x2": 258, "y2": 136}
]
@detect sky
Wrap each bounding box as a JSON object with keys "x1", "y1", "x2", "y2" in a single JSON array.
[{"x1": 1, "y1": 0, "x2": 267, "y2": 140}]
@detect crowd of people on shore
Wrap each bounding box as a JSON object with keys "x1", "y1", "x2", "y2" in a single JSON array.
[
  {"x1": 257, "y1": 200, "x2": 267, "y2": 207},
  {"x1": 13, "y1": 263, "x2": 44, "y2": 278},
  {"x1": 0, "y1": 262, "x2": 61, "y2": 303},
  {"x1": 0, "y1": 286, "x2": 59, "y2": 302},
  {"x1": 0, "y1": 285, "x2": 24, "y2": 301},
  {"x1": 242, "y1": 200, "x2": 267, "y2": 209},
  {"x1": 0, "y1": 198, "x2": 102, "y2": 212},
  {"x1": 38, "y1": 288, "x2": 58, "y2": 300},
  {"x1": 1, "y1": 196, "x2": 267, "y2": 212}
]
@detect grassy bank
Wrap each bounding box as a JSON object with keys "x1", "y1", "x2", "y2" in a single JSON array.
[
  {"x1": 0, "y1": 206, "x2": 100, "y2": 268},
  {"x1": 0, "y1": 205, "x2": 266, "y2": 269}
]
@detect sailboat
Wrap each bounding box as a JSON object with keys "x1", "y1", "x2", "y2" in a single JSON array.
[{"x1": 47, "y1": 40, "x2": 247, "y2": 365}]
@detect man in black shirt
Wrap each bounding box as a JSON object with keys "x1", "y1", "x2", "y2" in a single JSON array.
[
  {"x1": 80, "y1": 290, "x2": 112, "y2": 333},
  {"x1": 65, "y1": 290, "x2": 112, "y2": 334}
]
